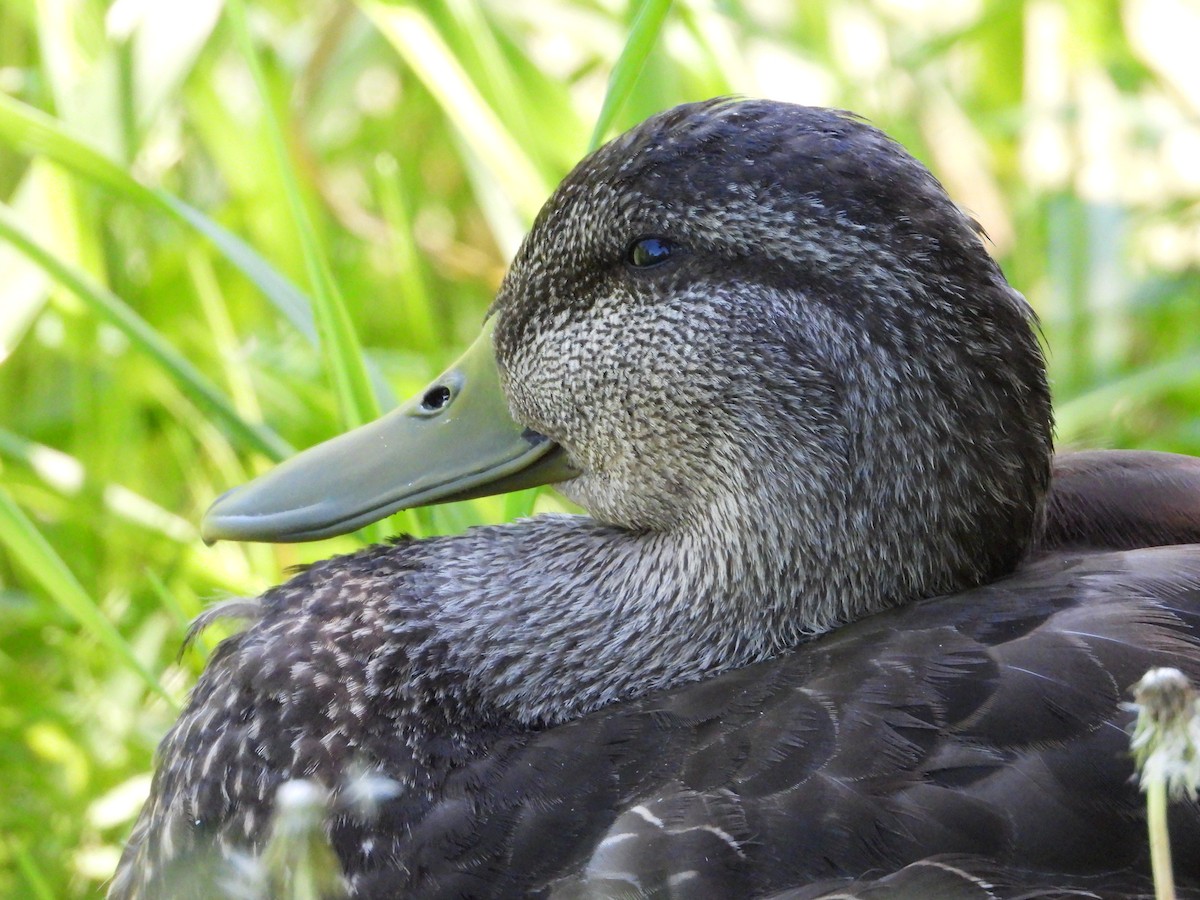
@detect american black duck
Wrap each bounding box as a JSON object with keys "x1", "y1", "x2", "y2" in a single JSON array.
[{"x1": 111, "y1": 99, "x2": 1200, "y2": 899}]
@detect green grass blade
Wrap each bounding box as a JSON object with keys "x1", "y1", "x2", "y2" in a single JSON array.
[
  {"x1": 358, "y1": 0, "x2": 550, "y2": 222},
  {"x1": 0, "y1": 205, "x2": 292, "y2": 461},
  {"x1": 588, "y1": 0, "x2": 675, "y2": 151},
  {"x1": 1055, "y1": 353, "x2": 1200, "y2": 442},
  {"x1": 187, "y1": 248, "x2": 265, "y2": 431},
  {"x1": 166, "y1": 198, "x2": 320, "y2": 346},
  {"x1": 0, "y1": 167, "x2": 53, "y2": 354},
  {"x1": 0, "y1": 91, "x2": 395, "y2": 407},
  {"x1": 434, "y1": 0, "x2": 531, "y2": 149},
  {"x1": 0, "y1": 92, "x2": 318, "y2": 338},
  {"x1": 0, "y1": 428, "x2": 197, "y2": 543},
  {"x1": 7, "y1": 837, "x2": 57, "y2": 900},
  {"x1": 0, "y1": 484, "x2": 172, "y2": 704},
  {"x1": 423, "y1": 0, "x2": 582, "y2": 178},
  {"x1": 225, "y1": 0, "x2": 379, "y2": 434},
  {"x1": 144, "y1": 569, "x2": 205, "y2": 650},
  {"x1": 502, "y1": 488, "x2": 541, "y2": 522},
  {"x1": 0, "y1": 94, "x2": 149, "y2": 202},
  {"x1": 373, "y1": 155, "x2": 439, "y2": 351}
]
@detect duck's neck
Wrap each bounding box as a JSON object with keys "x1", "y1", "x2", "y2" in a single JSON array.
[{"x1": 393, "y1": 508, "x2": 816, "y2": 731}]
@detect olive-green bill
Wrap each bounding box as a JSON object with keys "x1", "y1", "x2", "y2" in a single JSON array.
[{"x1": 201, "y1": 318, "x2": 577, "y2": 543}]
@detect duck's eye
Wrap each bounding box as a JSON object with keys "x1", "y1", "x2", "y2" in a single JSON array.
[{"x1": 625, "y1": 237, "x2": 674, "y2": 269}]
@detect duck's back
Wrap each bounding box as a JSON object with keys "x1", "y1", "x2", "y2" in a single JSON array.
[
  {"x1": 394, "y1": 547, "x2": 1200, "y2": 899},
  {"x1": 112, "y1": 451, "x2": 1200, "y2": 899}
]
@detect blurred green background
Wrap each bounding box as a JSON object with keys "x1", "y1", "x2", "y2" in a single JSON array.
[{"x1": 1, "y1": 0, "x2": 1199, "y2": 894}]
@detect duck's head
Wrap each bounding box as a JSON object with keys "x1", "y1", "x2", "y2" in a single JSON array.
[{"x1": 205, "y1": 99, "x2": 1053, "y2": 620}]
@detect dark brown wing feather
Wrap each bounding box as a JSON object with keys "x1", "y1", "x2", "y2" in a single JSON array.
[
  {"x1": 358, "y1": 546, "x2": 1200, "y2": 898},
  {"x1": 1040, "y1": 450, "x2": 1200, "y2": 552},
  {"x1": 771, "y1": 854, "x2": 1200, "y2": 899}
]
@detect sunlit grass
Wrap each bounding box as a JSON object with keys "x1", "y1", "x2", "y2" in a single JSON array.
[{"x1": 1, "y1": 0, "x2": 1199, "y2": 895}]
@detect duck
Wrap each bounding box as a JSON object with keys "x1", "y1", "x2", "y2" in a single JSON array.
[{"x1": 111, "y1": 98, "x2": 1200, "y2": 899}]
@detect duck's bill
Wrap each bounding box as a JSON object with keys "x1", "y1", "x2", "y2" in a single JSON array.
[{"x1": 201, "y1": 318, "x2": 578, "y2": 543}]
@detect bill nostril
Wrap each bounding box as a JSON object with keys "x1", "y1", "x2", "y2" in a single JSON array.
[{"x1": 421, "y1": 385, "x2": 453, "y2": 412}]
